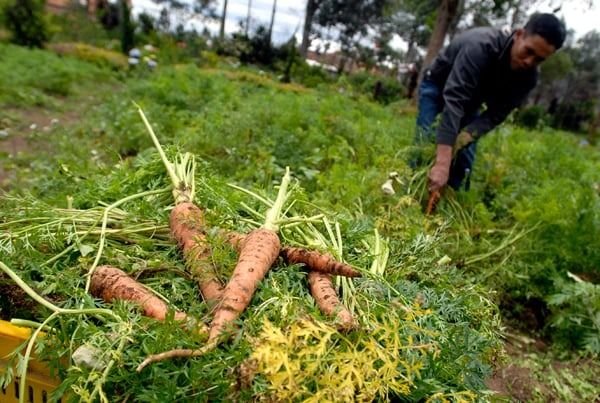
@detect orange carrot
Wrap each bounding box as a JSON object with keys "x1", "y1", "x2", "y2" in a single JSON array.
[
  {"x1": 137, "y1": 106, "x2": 224, "y2": 305},
  {"x1": 280, "y1": 247, "x2": 361, "y2": 277},
  {"x1": 307, "y1": 270, "x2": 356, "y2": 332},
  {"x1": 170, "y1": 202, "x2": 224, "y2": 303},
  {"x1": 90, "y1": 265, "x2": 187, "y2": 321},
  {"x1": 209, "y1": 228, "x2": 281, "y2": 341},
  {"x1": 222, "y1": 230, "x2": 361, "y2": 278},
  {"x1": 425, "y1": 190, "x2": 441, "y2": 215},
  {"x1": 136, "y1": 168, "x2": 292, "y2": 370}
]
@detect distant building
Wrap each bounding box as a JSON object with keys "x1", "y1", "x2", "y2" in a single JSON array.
[{"x1": 305, "y1": 50, "x2": 360, "y2": 74}]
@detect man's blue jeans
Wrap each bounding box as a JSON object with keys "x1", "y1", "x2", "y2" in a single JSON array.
[{"x1": 415, "y1": 78, "x2": 477, "y2": 190}]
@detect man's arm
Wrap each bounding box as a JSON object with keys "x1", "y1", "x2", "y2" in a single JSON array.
[{"x1": 429, "y1": 43, "x2": 491, "y2": 191}]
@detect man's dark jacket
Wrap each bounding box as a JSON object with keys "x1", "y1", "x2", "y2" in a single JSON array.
[{"x1": 425, "y1": 27, "x2": 538, "y2": 145}]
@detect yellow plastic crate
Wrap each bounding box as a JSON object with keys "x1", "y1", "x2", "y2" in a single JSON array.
[{"x1": 0, "y1": 320, "x2": 62, "y2": 403}]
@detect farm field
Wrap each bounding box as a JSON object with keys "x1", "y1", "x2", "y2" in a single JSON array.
[{"x1": 0, "y1": 42, "x2": 599, "y2": 402}]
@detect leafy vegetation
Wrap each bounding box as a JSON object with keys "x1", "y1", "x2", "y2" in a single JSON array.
[
  {"x1": 1, "y1": 0, "x2": 48, "y2": 47},
  {"x1": 0, "y1": 43, "x2": 114, "y2": 107},
  {"x1": 0, "y1": 39, "x2": 598, "y2": 402}
]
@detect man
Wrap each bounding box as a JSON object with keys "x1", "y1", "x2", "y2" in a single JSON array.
[{"x1": 414, "y1": 13, "x2": 566, "y2": 192}]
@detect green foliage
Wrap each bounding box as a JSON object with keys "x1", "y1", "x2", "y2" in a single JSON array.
[
  {"x1": 1, "y1": 0, "x2": 48, "y2": 48},
  {"x1": 0, "y1": 43, "x2": 113, "y2": 107},
  {"x1": 49, "y1": 8, "x2": 119, "y2": 46},
  {"x1": 345, "y1": 71, "x2": 405, "y2": 104},
  {"x1": 547, "y1": 278, "x2": 600, "y2": 354},
  {"x1": 290, "y1": 61, "x2": 335, "y2": 88},
  {"x1": 514, "y1": 105, "x2": 549, "y2": 129},
  {"x1": 48, "y1": 42, "x2": 128, "y2": 70},
  {"x1": 1, "y1": 43, "x2": 599, "y2": 401}
]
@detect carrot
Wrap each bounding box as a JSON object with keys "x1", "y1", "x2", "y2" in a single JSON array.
[
  {"x1": 307, "y1": 270, "x2": 356, "y2": 332},
  {"x1": 136, "y1": 168, "x2": 293, "y2": 371},
  {"x1": 137, "y1": 106, "x2": 224, "y2": 305},
  {"x1": 90, "y1": 265, "x2": 187, "y2": 321},
  {"x1": 209, "y1": 227, "x2": 281, "y2": 341},
  {"x1": 222, "y1": 230, "x2": 361, "y2": 278},
  {"x1": 208, "y1": 168, "x2": 293, "y2": 342},
  {"x1": 280, "y1": 246, "x2": 361, "y2": 278},
  {"x1": 170, "y1": 202, "x2": 224, "y2": 303},
  {"x1": 425, "y1": 190, "x2": 441, "y2": 215}
]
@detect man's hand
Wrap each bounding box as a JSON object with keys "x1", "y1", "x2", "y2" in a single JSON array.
[
  {"x1": 429, "y1": 162, "x2": 450, "y2": 192},
  {"x1": 453, "y1": 131, "x2": 474, "y2": 155},
  {"x1": 428, "y1": 144, "x2": 452, "y2": 192}
]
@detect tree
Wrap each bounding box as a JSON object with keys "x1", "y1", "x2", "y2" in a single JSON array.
[
  {"x1": 2, "y1": 0, "x2": 48, "y2": 48},
  {"x1": 151, "y1": 0, "x2": 217, "y2": 33},
  {"x1": 316, "y1": 0, "x2": 389, "y2": 72},
  {"x1": 245, "y1": 0, "x2": 252, "y2": 36},
  {"x1": 552, "y1": 30, "x2": 600, "y2": 132},
  {"x1": 219, "y1": 0, "x2": 228, "y2": 39},
  {"x1": 267, "y1": 0, "x2": 277, "y2": 45},
  {"x1": 421, "y1": 0, "x2": 459, "y2": 74},
  {"x1": 300, "y1": 0, "x2": 319, "y2": 58},
  {"x1": 120, "y1": 0, "x2": 135, "y2": 53}
]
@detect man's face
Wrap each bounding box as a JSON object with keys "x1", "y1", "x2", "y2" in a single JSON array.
[{"x1": 510, "y1": 29, "x2": 556, "y2": 71}]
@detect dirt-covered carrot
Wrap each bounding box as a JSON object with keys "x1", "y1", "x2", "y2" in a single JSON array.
[
  {"x1": 208, "y1": 168, "x2": 291, "y2": 342},
  {"x1": 91, "y1": 265, "x2": 187, "y2": 321},
  {"x1": 209, "y1": 227, "x2": 281, "y2": 340},
  {"x1": 307, "y1": 270, "x2": 356, "y2": 332},
  {"x1": 136, "y1": 168, "x2": 293, "y2": 371},
  {"x1": 223, "y1": 230, "x2": 361, "y2": 278},
  {"x1": 280, "y1": 247, "x2": 361, "y2": 277},
  {"x1": 137, "y1": 105, "x2": 223, "y2": 304},
  {"x1": 170, "y1": 202, "x2": 223, "y2": 303},
  {"x1": 425, "y1": 190, "x2": 441, "y2": 215}
]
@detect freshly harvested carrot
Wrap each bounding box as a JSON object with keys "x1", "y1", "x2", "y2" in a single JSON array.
[
  {"x1": 208, "y1": 168, "x2": 292, "y2": 342},
  {"x1": 222, "y1": 230, "x2": 361, "y2": 278},
  {"x1": 137, "y1": 106, "x2": 223, "y2": 305},
  {"x1": 280, "y1": 247, "x2": 361, "y2": 277},
  {"x1": 137, "y1": 169, "x2": 293, "y2": 371},
  {"x1": 90, "y1": 265, "x2": 187, "y2": 321},
  {"x1": 170, "y1": 202, "x2": 224, "y2": 303},
  {"x1": 307, "y1": 270, "x2": 356, "y2": 332},
  {"x1": 425, "y1": 190, "x2": 441, "y2": 215},
  {"x1": 209, "y1": 228, "x2": 281, "y2": 341}
]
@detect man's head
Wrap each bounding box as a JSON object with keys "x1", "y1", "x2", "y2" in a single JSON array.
[{"x1": 510, "y1": 13, "x2": 566, "y2": 71}]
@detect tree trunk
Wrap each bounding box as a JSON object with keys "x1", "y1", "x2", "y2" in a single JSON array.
[
  {"x1": 245, "y1": 0, "x2": 252, "y2": 36},
  {"x1": 87, "y1": 0, "x2": 98, "y2": 16},
  {"x1": 421, "y1": 0, "x2": 460, "y2": 72},
  {"x1": 267, "y1": 0, "x2": 277, "y2": 45},
  {"x1": 219, "y1": 0, "x2": 228, "y2": 40},
  {"x1": 300, "y1": 0, "x2": 317, "y2": 58}
]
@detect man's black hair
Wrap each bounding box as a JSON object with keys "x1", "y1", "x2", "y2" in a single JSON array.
[{"x1": 524, "y1": 13, "x2": 566, "y2": 49}]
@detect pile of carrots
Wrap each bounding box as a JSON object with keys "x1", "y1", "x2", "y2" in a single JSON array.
[{"x1": 88, "y1": 107, "x2": 361, "y2": 371}]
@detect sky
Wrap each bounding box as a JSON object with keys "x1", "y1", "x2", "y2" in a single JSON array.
[{"x1": 131, "y1": 0, "x2": 600, "y2": 50}]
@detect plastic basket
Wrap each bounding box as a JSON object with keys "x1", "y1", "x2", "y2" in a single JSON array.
[{"x1": 0, "y1": 320, "x2": 62, "y2": 403}]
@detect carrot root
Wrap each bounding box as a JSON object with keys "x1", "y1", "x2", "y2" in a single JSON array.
[
  {"x1": 307, "y1": 271, "x2": 356, "y2": 332},
  {"x1": 170, "y1": 202, "x2": 224, "y2": 303},
  {"x1": 90, "y1": 265, "x2": 187, "y2": 321},
  {"x1": 136, "y1": 340, "x2": 218, "y2": 372},
  {"x1": 209, "y1": 228, "x2": 280, "y2": 342},
  {"x1": 280, "y1": 246, "x2": 361, "y2": 277},
  {"x1": 221, "y1": 230, "x2": 360, "y2": 277}
]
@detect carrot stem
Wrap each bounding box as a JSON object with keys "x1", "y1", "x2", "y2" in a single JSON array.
[
  {"x1": 136, "y1": 104, "x2": 195, "y2": 204},
  {"x1": 263, "y1": 167, "x2": 291, "y2": 231}
]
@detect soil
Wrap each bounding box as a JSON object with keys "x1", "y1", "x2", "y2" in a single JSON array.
[{"x1": 0, "y1": 275, "x2": 38, "y2": 320}]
